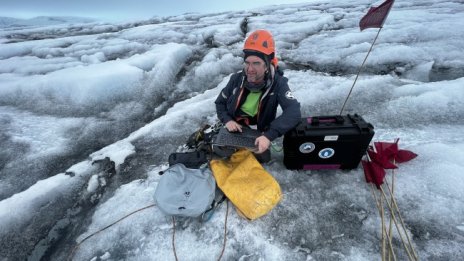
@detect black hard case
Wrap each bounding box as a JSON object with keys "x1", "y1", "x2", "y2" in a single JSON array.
[{"x1": 283, "y1": 114, "x2": 374, "y2": 170}]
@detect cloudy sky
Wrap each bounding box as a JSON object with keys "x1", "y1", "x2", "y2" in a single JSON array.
[{"x1": 0, "y1": 0, "x2": 311, "y2": 21}]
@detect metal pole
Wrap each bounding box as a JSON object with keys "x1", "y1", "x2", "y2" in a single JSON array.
[{"x1": 339, "y1": 27, "x2": 383, "y2": 115}]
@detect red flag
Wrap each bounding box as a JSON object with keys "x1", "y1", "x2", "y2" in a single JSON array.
[
  {"x1": 374, "y1": 139, "x2": 417, "y2": 163},
  {"x1": 363, "y1": 138, "x2": 418, "y2": 189},
  {"x1": 368, "y1": 150, "x2": 398, "y2": 169},
  {"x1": 362, "y1": 160, "x2": 386, "y2": 189},
  {"x1": 374, "y1": 140, "x2": 398, "y2": 161},
  {"x1": 362, "y1": 160, "x2": 374, "y2": 183},
  {"x1": 359, "y1": 0, "x2": 395, "y2": 31},
  {"x1": 396, "y1": 150, "x2": 418, "y2": 163}
]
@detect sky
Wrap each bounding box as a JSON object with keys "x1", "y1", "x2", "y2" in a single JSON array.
[{"x1": 0, "y1": 0, "x2": 310, "y2": 22}]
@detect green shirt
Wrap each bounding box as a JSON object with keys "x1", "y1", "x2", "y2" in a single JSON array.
[{"x1": 240, "y1": 91, "x2": 262, "y2": 117}]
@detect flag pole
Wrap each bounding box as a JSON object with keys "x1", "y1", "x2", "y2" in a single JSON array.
[{"x1": 339, "y1": 27, "x2": 383, "y2": 115}]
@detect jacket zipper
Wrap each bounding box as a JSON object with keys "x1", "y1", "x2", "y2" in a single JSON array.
[{"x1": 234, "y1": 76, "x2": 246, "y2": 111}]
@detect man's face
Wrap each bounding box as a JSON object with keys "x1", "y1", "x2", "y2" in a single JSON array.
[{"x1": 244, "y1": 55, "x2": 267, "y2": 83}]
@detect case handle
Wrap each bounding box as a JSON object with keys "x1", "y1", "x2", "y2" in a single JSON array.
[{"x1": 307, "y1": 115, "x2": 345, "y2": 125}]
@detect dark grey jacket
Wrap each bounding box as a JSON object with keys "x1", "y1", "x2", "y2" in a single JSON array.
[{"x1": 215, "y1": 69, "x2": 301, "y2": 141}]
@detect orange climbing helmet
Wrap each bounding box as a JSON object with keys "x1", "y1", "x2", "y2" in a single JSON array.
[
  {"x1": 244, "y1": 29, "x2": 275, "y2": 56},
  {"x1": 243, "y1": 29, "x2": 278, "y2": 67}
]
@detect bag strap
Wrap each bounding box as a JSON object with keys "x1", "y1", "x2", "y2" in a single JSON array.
[{"x1": 201, "y1": 194, "x2": 227, "y2": 222}]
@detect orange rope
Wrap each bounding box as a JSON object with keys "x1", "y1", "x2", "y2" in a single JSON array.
[
  {"x1": 68, "y1": 204, "x2": 156, "y2": 261},
  {"x1": 172, "y1": 200, "x2": 229, "y2": 261}
]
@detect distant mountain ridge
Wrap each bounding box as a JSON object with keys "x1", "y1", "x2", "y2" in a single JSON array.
[{"x1": 0, "y1": 16, "x2": 96, "y2": 28}]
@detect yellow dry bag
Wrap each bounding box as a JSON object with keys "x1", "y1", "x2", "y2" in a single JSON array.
[{"x1": 210, "y1": 149, "x2": 281, "y2": 220}]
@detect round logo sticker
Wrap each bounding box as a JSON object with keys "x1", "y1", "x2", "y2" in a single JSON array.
[
  {"x1": 299, "y1": 142, "x2": 315, "y2": 154},
  {"x1": 318, "y1": 148, "x2": 335, "y2": 159}
]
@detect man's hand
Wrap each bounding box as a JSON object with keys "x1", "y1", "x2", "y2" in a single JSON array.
[
  {"x1": 255, "y1": 135, "x2": 270, "y2": 154},
  {"x1": 225, "y1": 120, "x2": 242, "y2": 132}
]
